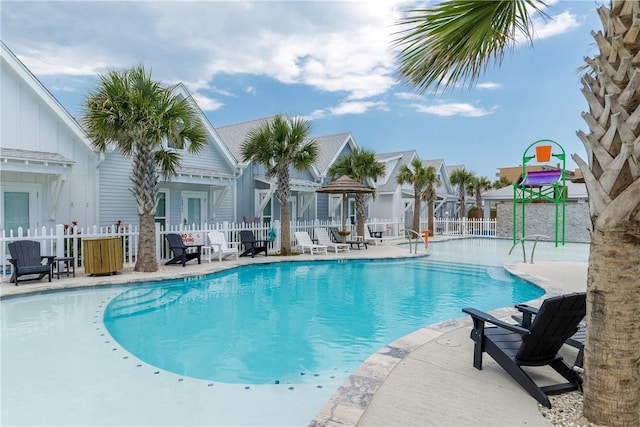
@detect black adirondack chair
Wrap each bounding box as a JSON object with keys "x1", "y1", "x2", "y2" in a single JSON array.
[
  {"x1": 328, "y1": 227, "x2": 367, "y2": 250},
  {"x1": 164, "y1": 233, "x2": 201, "y2": 267},
  {"x1": 8, "y1": 240, "x2": 54, "y2": 285},
  {"x1": 239, "y1": 230, "x2": 268, "y2": 258},
  {"x1": 513, "y1": 302, "x2": 586, "y2": 368},
  {"x1": 462, "y1": 292, "x2": 586, "y2": 408}
]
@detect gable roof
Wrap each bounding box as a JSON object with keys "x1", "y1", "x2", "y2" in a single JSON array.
[
  {"x1": 215, "y1": 116, "x2": 275, "y2": 165},
  {"x1": 171, "y1": 83, "x2": 238, "y2": 170},
  {"x1": 313, "y1": 132, "x2": 357, "y2": 177},
  {"x1": 0, "y1": 41, "x2": 95, "y2": 156},
  {"x1": 375, "y1": 150, "x2": 419, "y2": 193}
]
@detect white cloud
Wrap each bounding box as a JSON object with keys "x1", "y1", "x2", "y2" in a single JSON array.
[
  {"x1": 245, "y1": 86, "x2": 255, "y2": 94},
  {"x1": 412, "y1": 102, "x2": 494, "y2": 117},
  {"x1": 2, "y1": 1, "x2": 408, "y2": 101},
  {"x1": 476, "y1": 82, "x2": 501, "y2": 90},
  {"x1": 395, "y1": 91, "x2": 422, "y2": 100},
  {"x1": 191, "y1": 92, "x2": 224, "y2": 112},
  {"x1": 329, "y1": 101, "x2": 388, "y2": 116}
]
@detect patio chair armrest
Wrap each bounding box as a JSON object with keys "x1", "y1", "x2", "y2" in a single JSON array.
[
  {"x1": 41, "y1": 255, "x2": 56, "y2": 265},
  {"x1": 462, "y1": 307, "x2": 530, "y2": 335},
  {"x1": 514, "y1": 304, "x2": 539, "y2": 327},
  {"x1": 8, "y1": 258, "x2": 17, "y2": 267}
]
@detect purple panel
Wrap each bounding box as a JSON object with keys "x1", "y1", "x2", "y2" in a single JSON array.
[{"x1": 521, "y1": 170, "x2": 561, "y2": 186}]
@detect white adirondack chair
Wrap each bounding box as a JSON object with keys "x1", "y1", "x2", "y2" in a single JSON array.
[{"x1": 294, "y1": 231, "x2": 328, "y2": 255}]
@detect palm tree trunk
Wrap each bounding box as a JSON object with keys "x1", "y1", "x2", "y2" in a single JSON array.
[
  {"x1": 136, "y1": 213, "x2": 158, "y2": 272},
  {"x1": 427, "y1": 196, "x2": 435, "y2": 236},
  {"x1": 132, "y1": 144, "x2": 159, "y2": 272},
  {"x1": 413, "y1": 191, "x2": 421, "y2": 233},
  {"x1": 584, "y1": 229, "x2": 640, "y2": 425},
  {"x1": 276, "y1": 169, "x2": 291, "y2": 254},
  {"x1": 355, "y1": 193, "x2": 366, "y2": 239}
]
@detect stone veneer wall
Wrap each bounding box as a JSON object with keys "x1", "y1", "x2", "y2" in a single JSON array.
[{"x1": 496, "y1": 202, "x2": 591, "y2": 243}]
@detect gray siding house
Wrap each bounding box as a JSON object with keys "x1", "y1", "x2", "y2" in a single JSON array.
[{"x1": 98, "y1": 83, "x2": 239, "y2": 229}]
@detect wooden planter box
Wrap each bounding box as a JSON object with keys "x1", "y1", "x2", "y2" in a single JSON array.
[{"x1": 83, "y1": 237, "x2": 123, "y2": 275}]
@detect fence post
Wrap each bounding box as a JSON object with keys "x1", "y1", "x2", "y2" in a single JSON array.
[
  {"x1": 155, "y1": 222, "x2": 161, "y2": 262},
  {"x1": 55, "y1": 224, "x2": 64, "y2": 258}
]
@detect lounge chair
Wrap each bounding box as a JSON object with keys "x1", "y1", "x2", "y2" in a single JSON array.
[
  {"x1": 462, "y1": 292, "x2": 586, "y2": 408},
  {"x1": 164, "y1": 233, "x2": 202, "y2": 267},
  {"x1": 314, "y1": 228, "x2": 349, "y2": 253},
  {"x1": 239, "y1": 230, "x2": 268, "y2": 258},
  {"x1": 364, "y1": 225, "x2": 395, "y2": 246},
  {"x1": 294, "y1": 231, "x2": 328, "y2": 255},
  {"x1": 8, "y1": 240, "x2": 54, "y2": 285},
  {"x1": 329, "y1": 227, "x2": 367, "y2": 250},
  {"x1": 513, "y1": 302, "x2": 586, "y2": 368},
  {"x1": 207, "y1": 230, "x2": 239, "y2": 262}
]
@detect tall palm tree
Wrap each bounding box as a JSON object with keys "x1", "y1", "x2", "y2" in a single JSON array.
[
  {"x1": 83, "y1": 65, "x2": 207, "y2": 272},
  {"x1": 241, "y1": 114, "x2": 318, "y2": 255},
  {"x1": 467, "y1": 176, "x2": 492, "y2": 217},
  {"x1": 395, "y1": 2, "x2": 640, "y2": 425},
  {"x1": 420, "y1": 164, "x2": 440, "y2": 236},
  {"x1": 449, "y1": 168, "x2": 475, "y2": 218},
  {"x1": 328, "y1": 148, "x2": 386, "y2": 238},
  {"x1": 397, "y1": 158, "x2": 432, "y2": 233}
]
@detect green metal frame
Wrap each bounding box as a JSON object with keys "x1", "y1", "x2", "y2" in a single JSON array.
[{"x1": 512, "y1": 139, "x2": 566, "y2": 247}]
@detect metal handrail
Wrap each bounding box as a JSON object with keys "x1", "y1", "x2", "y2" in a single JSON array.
[
  {"x1": 509, "y1": 234, "x2": 550, "y2": 263},
  {"x1": 401, "y1": 229, "x2": 426, "y2": 253}
]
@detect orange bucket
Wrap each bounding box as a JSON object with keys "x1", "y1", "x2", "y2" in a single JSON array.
[
  {"x1": 422, "y1": 230, "x2": 430, "y2": 249},
  {"x1": 535, "y1": 145, "x2": 552, "y2": 162}
]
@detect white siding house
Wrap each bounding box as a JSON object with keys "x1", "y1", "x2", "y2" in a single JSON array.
[{"x1": 0, "y1": 41, "x2": 100, "y2": 233}]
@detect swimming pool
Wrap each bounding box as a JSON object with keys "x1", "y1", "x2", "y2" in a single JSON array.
[{"x1": 1, "y1": 239, "x2": 588, "y2": 426}]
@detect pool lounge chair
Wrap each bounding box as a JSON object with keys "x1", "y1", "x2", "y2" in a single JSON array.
[
  {"x1": 239, "y1": 230, "x2": 268, "y2": 258},
  {"x1": 364, "y1": 225, "x2": 395, "y2": 246},
  {"x1": 207, "y1": 230, "x2": 239, "y2": 262},
  {"x1": 8, "y1": 240, "x2": 54, "y2": 285},
  {"x1": 462, "y1": 292, "x2": 585, "y2": 408},
  {"x1": 329, "y1": 227, "x2": 367, "y2": 250},
  {"x1": 294, "y1": 231, "x2": 328, "y2": 255},
  {"x1": 165, "y1": 233, "x2": 202, "y2": 267},
  {"x1": 314, "y1": 228, "x2": 349, "y2": 253}
]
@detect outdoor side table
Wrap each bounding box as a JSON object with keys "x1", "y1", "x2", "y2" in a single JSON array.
[{"x1": 54, "y1": 257, "x2": 75, "y2": 279}]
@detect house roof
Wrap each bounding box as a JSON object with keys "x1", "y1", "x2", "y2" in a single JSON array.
[
  {"x1": 215, "y1": 116, "x2": 275, "y2": 164},
  {"x1": 313, "y1": 132, "x2": 355, "y2": 177},
  {"x1": 1, "y1": 41, "x2": 95, "y2": 156},
  {"x1": 171, "y1": 83, "x2": 238, "y2": 170},
  {"x1": 375, "y1": 150, "x2": 419, "y2": 193}
]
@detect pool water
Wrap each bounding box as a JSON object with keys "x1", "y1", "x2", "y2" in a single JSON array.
[
  {"x1": 1, "y1": 238, "x2": 588, "y2": 426},
  {"x1": 103, "y1": 259, "x2": 543, "y2": 385}
]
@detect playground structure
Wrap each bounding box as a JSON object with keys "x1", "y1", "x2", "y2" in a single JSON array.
[{"x1": 513, "y1": 139, "x2": 566, "y2": 247}]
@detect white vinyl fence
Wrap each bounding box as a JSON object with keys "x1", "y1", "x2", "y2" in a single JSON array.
[{"x1": 1, "y1": 218, "x2": 405, "y2": 282}]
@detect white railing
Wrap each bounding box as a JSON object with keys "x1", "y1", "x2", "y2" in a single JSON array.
[
  {"x1": 1, "y1": 218, "x2": 403, "y2": 282},
  {"x1": 426, "y1": 217, "x2": 497, "y2": 237}
]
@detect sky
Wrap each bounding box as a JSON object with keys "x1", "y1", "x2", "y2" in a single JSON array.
[{"x1": 1, "y1": 0, "x2": 602, "y2": 180}]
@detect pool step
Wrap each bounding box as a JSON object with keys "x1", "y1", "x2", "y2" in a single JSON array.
[
  {"x1": 407, "y1": 261, "x2": 490, "y2": 277},
  {"x1": 105, "y1": 287, "x2": 184, "y2": 319}
]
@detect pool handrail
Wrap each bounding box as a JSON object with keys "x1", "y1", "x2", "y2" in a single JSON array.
[
  {"x1": 509, "y1": 234, "x2": 550, "y2": 263},
  {"x1": 401, "y1": 229, "x2": 425, "y2": 253}
]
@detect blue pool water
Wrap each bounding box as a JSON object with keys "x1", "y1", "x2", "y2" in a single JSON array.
[{"x1": 104, "y1": 258, "x2": 544, "y2": 384}]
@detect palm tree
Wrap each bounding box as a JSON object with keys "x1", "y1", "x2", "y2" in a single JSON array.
[
  {"x1": 492, "y1": 176, "x2": 512, "y2": 189},
  {"x1": 421, "y1": 164, "x2": 440, "y2": 236},
  {"x1": 449, "y1": 168, "x2": 475, "y2": 218},
  {"x1": 328, "y1": 148, "x2": 386, "y2": 239},
  {"x1": 394, "y1": 2, "x2": 640, "y2": 425},
  {"x1": 467, "y1": 176, "x2": 492, "y2": 217},
  {"x1": 83, "y1": 65, "x2": 207, "y2": 272},
  {"x1": 397, "y1": 158, "x2": 432, "y2": 233},
  {"x1": 241, "y1": 114, "x2": 318, "y2": 255}
]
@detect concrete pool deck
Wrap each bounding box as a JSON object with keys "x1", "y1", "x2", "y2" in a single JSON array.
[{"x1": 0, "y1": 237, "x2": 588, "y2": 426}]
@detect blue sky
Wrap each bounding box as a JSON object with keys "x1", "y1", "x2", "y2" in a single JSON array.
[{"x1": 1, "y1": 1, "x2": 601, "y2": 180}]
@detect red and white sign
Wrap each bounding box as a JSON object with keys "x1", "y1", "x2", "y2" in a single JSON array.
[{"x1": 181, "y1": 232, "x2": 204, "y2": 245}]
